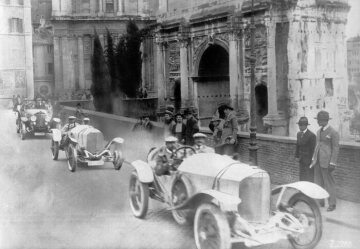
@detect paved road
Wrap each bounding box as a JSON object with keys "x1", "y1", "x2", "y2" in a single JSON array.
[{"x1": 0, "y1": 108, "x2": 358, "y2": 249}]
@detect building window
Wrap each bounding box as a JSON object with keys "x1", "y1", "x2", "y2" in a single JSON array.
[
  {"x1": 105, "y1": 0, "x2": 114, "y2": 12},
  {"x1": 82, "y1": 0, "x2": 90, "y2": 13},
  {"x1": 325, "y1": 78, "x2": 334, "y2": 97},
  {"x1": 47, "y1": 63, "x2": 54, "y2": 75},
  {"x1": 18, "y1": 0, "x2": 24, "y2": 5},
  {"x1": 8, "y1": 18, "x2": 23, "y2": 33}
]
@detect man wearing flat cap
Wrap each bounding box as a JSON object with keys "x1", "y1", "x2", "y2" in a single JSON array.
[
  {"x1": 310, "y1": 110, "x2": 340, "y2": 212},
  {"x1": 155, "y1": 136, "x2": 179, "y2": 176},
  {"x1": 295, "y1": 117, "x2": 316, "y2": 182}
]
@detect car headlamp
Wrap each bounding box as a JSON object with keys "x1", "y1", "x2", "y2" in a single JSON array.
[
  {"x1": 30, "y1": 116, "x2": 37, "y2": 122},
  {"x1": 45, "y1": 117, "x2": 51, "y2": 122}
]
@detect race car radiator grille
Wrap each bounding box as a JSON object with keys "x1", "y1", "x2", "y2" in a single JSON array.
[
  {"x1": 35, "y1": 113, "x2": 46, "y2": 127},
  {"x1": 238, "y1": 172, "x2": 271, "y2": 223}
]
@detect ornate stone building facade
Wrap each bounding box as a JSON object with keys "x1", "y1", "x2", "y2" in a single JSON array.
[
  {"x1": 51, "y1": 0, "x2": 157, "y2": 97},
  {"x1": 153, "y1": 0, "x2": 351, "y2": 139},
  {"x1": 0, "y1": 0, "x2": 34, "y2": 99}
]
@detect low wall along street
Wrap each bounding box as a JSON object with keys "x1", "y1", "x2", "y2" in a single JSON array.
[{"x1": 60, "y1": 106, "x2": 360, "y2": 203}]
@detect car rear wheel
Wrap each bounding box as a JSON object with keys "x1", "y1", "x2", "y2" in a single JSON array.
[
  {"x1": 287, "y1": 193, "x2": 322, "y2": 249},
  {"x1": 171, "y1": 178, "x2": 194, "y2": 225},
  {"x1": 194, "y1": 204, "x2": 231, "y2": 249},
  {"x1": 129, "y1": 171, "x2": 149, "y2": 218},
  {"x1": 51, "y1": 140, "x2": 59, "y2": 160},
  {"x1": 67, "y1": 144, "x2": 77, "y2": 172}
]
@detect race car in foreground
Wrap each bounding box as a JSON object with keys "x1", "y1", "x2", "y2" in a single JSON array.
[
  {"x1": 51, "y1": 124, "x2": 125, "y2": 172},
  {"x1": 129, "y1": 146, "x2": 329, "y2": 249}
]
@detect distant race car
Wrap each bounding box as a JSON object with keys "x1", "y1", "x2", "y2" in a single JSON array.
[
  {"x1": 51, "y1": 124, "x2": 125, "y2": 172},
  {"x1": 129, "y1": 146, "x2": 329, "y2": 249},
  {"x1": 16, "y1": 100, "x2": 55, "y2": 140}
]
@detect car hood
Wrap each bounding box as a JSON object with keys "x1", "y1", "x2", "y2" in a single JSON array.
[
  {"x1": 178, "y1": 153, "x2": 265, "y2": 182},
  {"x1": 25, "y1": 109, "x2": 49, "y2": 116}
]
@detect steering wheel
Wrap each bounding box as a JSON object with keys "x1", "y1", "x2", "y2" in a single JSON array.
[{"x1": 172, "y1": 146, "x2": 196, "y2": 162}]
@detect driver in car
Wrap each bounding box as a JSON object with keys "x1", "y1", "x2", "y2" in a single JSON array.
[
  {"x1": 155, "y1": 136, "x2": 179, "y2": 176},
  {"x1": 193, "y1": 133, "x2": 215, "y2": 153},
  {"x1": 34, "y1": 97, "x2": 46, "y2": 109},
  {"x1": 60, "y1": 116, "x2": 80, "y2": 149}
]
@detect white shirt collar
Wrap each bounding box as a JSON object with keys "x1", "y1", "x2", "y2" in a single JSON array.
[
  {"x1": 322, "y1": 124, "x2": 330, "y2": 131},
  {"x1": 302, "y1": 128, "x2": 308, "y2": 133}
]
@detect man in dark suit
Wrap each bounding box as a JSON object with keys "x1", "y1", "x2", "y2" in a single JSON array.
[
  {"x1": 295, "y1": 117, "x2": 316, "y2": 182},
  {"x1": 310, "y1": 111, "x2": 340, "y2": 212},
  {"x1": 184, "y1": 108, "x2": 199, "y2": 146}
]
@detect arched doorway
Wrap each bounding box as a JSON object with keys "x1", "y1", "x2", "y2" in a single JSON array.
[{"x1": 195, "y1": 44, "x2": 229, "y2": 126}]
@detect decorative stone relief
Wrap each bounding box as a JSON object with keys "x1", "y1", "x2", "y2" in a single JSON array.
[{"x1": 168, "y1": 42, "x2": 180, "y2": 73}]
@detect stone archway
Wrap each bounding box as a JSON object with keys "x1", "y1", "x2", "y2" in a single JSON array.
[{"x1": 194, "y1": 44, "x2": 230, "y2": 126}]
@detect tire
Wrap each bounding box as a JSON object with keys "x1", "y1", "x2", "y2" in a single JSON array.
[
  {"x1": 287, "y1": 193, "x2": 322, "y2": 249},
  {"x1": 20, "y1": 123, "x2": 26, "y2": 140},
  {"x1": 129, "y1": 171, "x2": 149, "y2": 219},
  {"x1": 51, "y1": 140, "x2": 59, "y2": 160},
  {"x1": 113, "y1": 150, "x2": 124, "y2": 171},
  {"x1": 194, "y1": 204, "x2": 231, "y2": 249},
  {"x1": 171, "y1": 177, "x2": 194, "y2": 225},
  {"x1": 67, "y1": 144, "x2": 77, "y2": 172}
]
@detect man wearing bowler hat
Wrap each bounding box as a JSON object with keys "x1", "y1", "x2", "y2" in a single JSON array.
[
  {"x1": 310, "y1": 111, "x2": 339, "y2": 212},
  {"x1": 295, "y1": 117, "x2": 316, "y2": 182}
]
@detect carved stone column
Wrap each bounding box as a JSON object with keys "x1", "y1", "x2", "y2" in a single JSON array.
[
  {"x1": 178, "y1": 22, "x2": 190, "y2": 108},
  {"x1": 53, "y1": 36, "x2": 62, "y2": 92},
  {"x1": 117, "y1": 0, "x2": 124, "y2": 15},
  {"x1": 61, "y1": 36, "x2": 70, "y2": 90},
  {"x1": 98, "y1": 0, "x2": 104, "y2": 15},
  {"x1": 78, "y1": 36, "x2": 86, "y2": 90},
  {"x1": 263, "y1": 19, "x2": 287, "y2": 135},
  {"x1": 229, "y1": 32, "x2": 240, "y2": 110},
  {"x1": 155, "y1": 38, "x2": 166, "y2": 112}
]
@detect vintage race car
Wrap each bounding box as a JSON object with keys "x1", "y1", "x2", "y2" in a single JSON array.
[
  {"x1": 129, "y1": 146, "x2": 329, "y2": 249},
  {"x1": 51, "y1": 124, "x2": 125, "y2": 172},
  {"x1": 16, "y1": 100, "x2": 54, "y2": 140}
]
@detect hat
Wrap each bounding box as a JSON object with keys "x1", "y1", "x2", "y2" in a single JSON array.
[
  {"x1": 211, "y1": 116, "x2": 221, "y2": 122},
  {"x1": 222, "y1": 104, "x2": 234, "y2": 111},
  {"x1": 68, "y1": 116, "x2": 76, "y2": 120},
  {"x1": 193, "y1": 133, "x2": 207, "y2": 138},
  {"x1": 83, "y1": 117, "x2": 90, "y2": 121},
  {"x1": 297, "y1": 117, "x2": 309, "y2": 126},
  {"x1": 315, "y1": 110, "x2": 331, "y2": 121},
  {"x1": 165, "y1": 110, "x2": 173, "y2": 116},
  {"x1": 174, "y1": 112, "x2": 183, "y2": 118},
  {"x1": 165, "y1": 136, "x2": 178, "y2": 142},
  {"x1": 184, "y1": 108, "x2": 192, "y2": 115}
]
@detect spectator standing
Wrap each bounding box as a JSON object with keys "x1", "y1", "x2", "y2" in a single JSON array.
[
  {"x1": 184, "y1": 108, "x2": 199, "y2": 146},
  {"x1": 171, "y1": 113, "x2": 186, "y2": 144},
  {"x1": 216, "y1": 104, "x2": 238, "y2": 156},
  {"x1": 295, "y1": 117, "x2": 316, "y2": 182},
  {"x1": 310, "y1": 111, "x2": 340, "y2": 212},
  {"x1": 143, "y1": 87, "x2": 148, "y2": 98},
  {"x1": 75, "y1": 103, "x2": 84, "y2": 121},
  {"x1": 132, "y1": 117, "x2": 144, "y2": 131},
  {"x1": 164, "y1": 110, "x2": 176, "y2": 138},
  {"x1": 142, "y1": 115, "x2": 153, "y2": 131},
  {"x1": 209, "y1": 116, "x2": 224, "y2": 145}
]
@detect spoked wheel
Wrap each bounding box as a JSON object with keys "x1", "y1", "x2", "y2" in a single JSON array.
[
  {"x1": 288, "y1": 193, "x2": 322, "y2": 249},
  {"x1": 171, "y1": 178, "x2": 194, "y2": 225},
  {"x1": 67, "y1": 144, "x2": 77, "y2": 172},
  {"x1": 113, "y1": 150, "x2": 124, "y2": 171},
  {"x1": 20, "y1": 123, "x2": 26, "y2": 140},
  {"x1": 194, "y1": 204, "x2": 231, "y2": 249},
  {"x1": 129, "y1": 171, "x2": 149, "y2": 218},
  {"x1": 51, "y1": 140, "x2": 59, "y2": 160}
]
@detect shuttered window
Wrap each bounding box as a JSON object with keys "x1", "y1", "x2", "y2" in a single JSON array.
[{"x1": 8, "y1": 18, "x2": 23, "y2": 33}]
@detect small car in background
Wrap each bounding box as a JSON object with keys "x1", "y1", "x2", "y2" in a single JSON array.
[
  {"x1": 129, "y1": 147, "x2": 329, "y2": 249},
  {"x1": 16, "y1": 99, "x2": 55, "y2": 140},
  {"x1": 51, "y1": 124, "x2": 125, "y2": 172}
]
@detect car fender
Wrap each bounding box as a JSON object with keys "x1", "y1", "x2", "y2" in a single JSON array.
[
  {"x1": 131, "y1": 160, "x2": 154, "y2": 183},
  {"x1": 51, "y1": 129, "x2": 62, "y2": 142},
  {"x1": 272, "y1": 181, "x2": 329, "y2": 200},
  {"x1": 172, "y1": 189, "x2": 241, "y2": 212}
]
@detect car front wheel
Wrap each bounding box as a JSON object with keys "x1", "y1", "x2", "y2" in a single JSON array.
[
  {"x1": 287, "y1": 193, "x2": 322, "y2": 249},
  {"x1": 194, "y1": 203, "x2": 231, "y2": 249},
  {"x1": 51, "y1": 140, "x2": 59, "y2": 160},
  {"x1": 67, "y1": 144, "x2": 77, "y2": 172},
  {"x1": 129, "y1": 171, "x2": 149, "y2": 219}
]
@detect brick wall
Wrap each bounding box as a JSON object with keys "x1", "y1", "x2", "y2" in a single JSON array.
[{"x1": 203, "y1": 130, "x2": 360, "y2": 203}]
